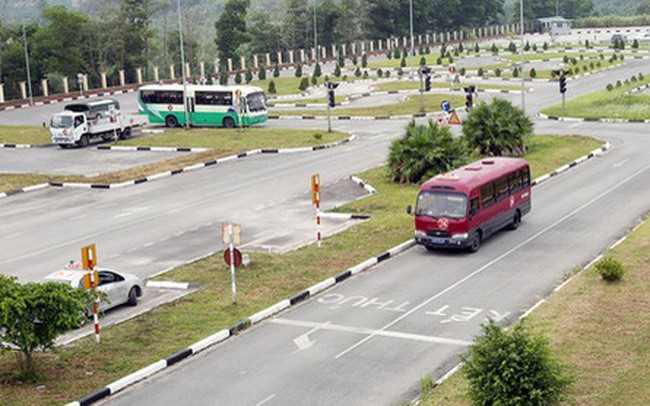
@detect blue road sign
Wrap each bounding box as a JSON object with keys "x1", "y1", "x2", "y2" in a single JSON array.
[{"x1": 441, "y1": 100, "x2": 451, "y2": 112}]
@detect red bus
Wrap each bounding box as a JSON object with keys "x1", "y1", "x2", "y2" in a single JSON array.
[{"x1": 407, "y1": 157, "x2": 532, "y2": 252}]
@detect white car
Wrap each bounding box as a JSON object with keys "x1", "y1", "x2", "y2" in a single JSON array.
[{"x1": 45, "y1": 268, "x2": 144, "y2": 312}]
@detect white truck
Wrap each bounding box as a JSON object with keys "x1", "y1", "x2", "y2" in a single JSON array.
[{"x1": 49, "y1": 99, "x2": 147, "y2": 148}]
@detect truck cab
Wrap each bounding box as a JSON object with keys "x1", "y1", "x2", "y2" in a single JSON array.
[{"x1": 50, "y1": 111, "x2": 89, "y2": 147}]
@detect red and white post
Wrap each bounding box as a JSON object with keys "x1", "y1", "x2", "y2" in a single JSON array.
[
  {"x1": 89, "y1": 266, "x2": 101, "y2": 343},
  {"x1": 311, "y1": 174, "x2": 322, "y2": 248}
]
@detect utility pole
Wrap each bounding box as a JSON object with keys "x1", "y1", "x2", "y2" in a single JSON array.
[
  {"x1": 22, "y1": 24, "x2": 34, "y2": 106},
  {"x1": 409, "y1": 0, "x2": 415, "y2": 80},
  {"x1": 520, "y1": 0, "x2": 526, "y2": 115},
  {"x1": 556, "y1": 0, "x2": 559, "y2": 16},
  {"x1": 176, "y1": 0, "x2": 190, "y2": 129},
  {"x1": 313, "y1": 0, "x2": 318, "y2": 64}
]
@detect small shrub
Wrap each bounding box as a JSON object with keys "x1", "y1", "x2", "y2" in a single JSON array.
[
  {"x1": 474, "y1": 43, "x2": 480, "y2": 53},
  {"x1": 267, "y1": 80, "x2": 276, "y2": 94},
  {"x1": 314, "y1": 63, "x2": 322, "y2": 77},
  {"x1": 620, "y1": 54, "x2": 625, "y2": 61},
  {"x1": 596, "y1": 61, "x2": 602, "y2": 68},
  {"x1": 512, "y1": 67, "x2": 519, "y2": 78},
  {"x1": 543, "y1": 41, "x2": 549, "y2": 50},
  {"x1": 419, "y1": 56, "x2": 427, "y2": 66},
  {"x1": 624, "y1": 79, "x2": 630, "y2": 85},
  {"x1": 393, "y1": 47, "x2": 400, "y2": 59},
  {"x1": 477, "y1": 67, "x2": 484, "y2": 77},
  {"x1": 532, "y1": 43, "x2": 538, "y2": 51},
  {"x1": 551, "y1": 70, "x2": 557, "y2": 79},
  {"x1": 234, "y1": 69, "x2": 242, "y2": 84},
  {"x1": 257, "y1": 65, "x2": 266, "y2": 80},
  {"x1": 448, "y1": 56, "x2": 454, "y2": 64},
  {"x1": 491, "y1": 43, "x2": 498, "y2": 54},
  {"x1": 589, "y1": 62, "x2": 595, "y2": 69},
  {"x1": 387, "y1": 50, "x2": 392, "y2": 60},
  {"x1": 351, "y1": 54, "x2": 358, "y2": 66},
  {"x1": 377, "y1": 68, "x2": 383, "y2": 77},
  {"x1": 354, "y1": 66, "x2": 361, "y2": 77},
  {"x1": 425, "y1": 46, "x2": 431, "y2": 54},
  {"x1": 400, "y1": 56, "x2": 406, "y2": 68},
  {"x1": 594, "y1": 257, "x2": 625, "y2": 282},
  {"x1": 436, "y1": 57, "x2": 442, "y2": 65},
  {"x1": 580, "y1": 54, "x2": 584, "y2": 60},
  {"x1": 418, "y1": 47, "x2": 424, "y2": 55},
  {"x1": 529, "y1": 67, "x2": 537, "y2": 79},
  {"x1": 616, "y1": 80, "x2": 622, "y2": 87},
  {"x1": 342, "y1": 74, "x2": 348, "y2": 81},
  {"x1": 459, "y1": 67, "x2": 466, "y2": 76},
  {"x1": 524, "y1": 40, "x2": 530, "y2": 51},
  {"x1": 574, "y1": 66, "x2": 581, "y2": 74},
  {"x1": 571, "y1": 57, "x2": 578, "y2": 66},
  {"x1": 606, "y1": 83, "x2": 614, "y2": 91},
  {"x1": 273, "y1": 64, "x2": 280, "y2": 78},
  {"x1": 294, "y1": 63, "x2": 303, "y2": 78},
  {"x1": 599, "y1": 53, "x2": 605, "y2": 60},
  {"x1": 363, "y1": 70, "x2": 369, "y2": 78},
  {"x1": 495, "y1": 67, "x2": 501, "y2": 77},
  {"x1": 631, "y1": 75, "x2": 638, "y2": 83},
  {"x1": 313, "y1": 131, "x2": 323, "y2": 141},
  {"x1": 397, "y1": 68, "x2": 404, "y2": 77},
  {"x1": 361, "y1": 53, "x2": 367, "y2": 68},
  {"x1": 245, "y1": 69, "x2": 253, "y2": 83},
  {"x1": 385, "y1": 70, "x2": 391, "y2": 77},
  {"x1": 611, "y1": 53, "x2": 618, "y2": 61},
  {"x1": 639, "y1": 72, "x2": 645, "y2": 80},
  {"x1": 334, "y1": 64, "x2": 341, "y2": 77},
  {"x1": 632, "y1": 39, "x2": 639, "y2": 49},
  {"x1": 311, "y1": 75, "x2": 317, "y2": 85},
  {"x1": 458, "y1": 43, "x2": 464, "y2": 53}
]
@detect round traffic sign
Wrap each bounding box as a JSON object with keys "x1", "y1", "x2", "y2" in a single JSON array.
[
  {"x1": 440, "y1": 100, "x2": 451, "y2": 112},
  {"x1": 224, "y1": 248, "x2": 243, "y2": 267}
]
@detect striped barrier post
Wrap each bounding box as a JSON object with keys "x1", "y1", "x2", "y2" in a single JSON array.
[{"x1": 311, "y1": 174, "x2": 322, "y2": 248}]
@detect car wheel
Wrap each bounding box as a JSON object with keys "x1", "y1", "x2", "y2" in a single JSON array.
[
  {"x1": 78, "y1": 135, "x2": 89, "y2": 148},
  {"x1": 425, "y1": 245, "x2": 437, "y2": 252},
  {"x1": 121, "y1": 127, "x2": 132, "y2": 139},
  {"x1": 127, "y1": 287, "x2": 138, "y2": 306},
  {"x1": 222, "y1": 116, "x2": 235, "y2": 128},
  {"x1": 165, "y1": 115, "x2": 179, "y2": 128}
]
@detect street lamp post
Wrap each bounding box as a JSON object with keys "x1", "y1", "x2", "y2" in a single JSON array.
[
  {"x1": 313, "y1": 0, "x2": 319, "y2": 64},
  {"x1": 520, "y1": 0, "x2": 526, "y2": 115},
  {"x1": 176, "y1": 0, "x2": 190, "y2": 129},
  {"x1": 409, "y1": 0, "x2": 414, "y2": 80},
  {"x1": 22, "y1": 24, "x2": 34, "y2": 106}
]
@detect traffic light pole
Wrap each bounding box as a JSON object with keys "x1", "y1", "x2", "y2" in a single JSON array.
[
  {"x1": 419, "y1": 71, "x2": 424, "y2": 113},
  {"x1": 562, "y1": 91, "x2": 566, "y2": 115},
  {"x1": 327, "y1": 100, "x2": 332, "y2": 132}
]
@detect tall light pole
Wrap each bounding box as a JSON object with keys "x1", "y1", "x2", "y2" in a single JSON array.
[
  {"x1": 520, "y1": 0, "x2": 526, "y2": 115},
  {"x1": 22, "y1": 24, "x2": 34, "y2": 106},
  {"x1": 313, "y1": 0, "x2": 319, "y2": 64},
  {"x1": 556, "y1": 0, "x2": 559, "y2": 16},
  {"x1": 176, "y1": 0, "x2": 189, "y2": 129},
  {"x1": 409, "y1": 0, "x2": 415, "y2": 80}
]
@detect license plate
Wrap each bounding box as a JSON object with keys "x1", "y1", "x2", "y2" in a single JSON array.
[{"x1": 430, "y1": 238, "x2": 446, "y2": 244}]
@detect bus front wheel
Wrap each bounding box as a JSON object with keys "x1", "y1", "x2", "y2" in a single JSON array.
[
  {"x1": 222, "y1": 117, "x2": 235, "y2": 128},
  {"x1": 468, "y1": 233, "x2": 481, "y2": 253},
  {"x1": 165, "y1": 115, "x2": 178, "y2": 128},
  {"x1": 507, "y1": 211, "x2": 521, "y2": 230}
]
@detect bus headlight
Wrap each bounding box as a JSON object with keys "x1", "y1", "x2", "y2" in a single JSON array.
[
  {"x1": 415, "y1": 230, "x2": 426, "y2": 238},
  {"x1": 451, "y1": 233, "x2": 469, "y2": 240}
]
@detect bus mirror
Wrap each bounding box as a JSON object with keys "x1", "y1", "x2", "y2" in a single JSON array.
[{"x1": 406, "y1": 205, "x2": 412, "y2": 215}]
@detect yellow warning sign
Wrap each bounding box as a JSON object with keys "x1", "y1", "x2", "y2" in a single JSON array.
[{"x1": 448, "y1": 111, "x2": 462, "y2": 125}]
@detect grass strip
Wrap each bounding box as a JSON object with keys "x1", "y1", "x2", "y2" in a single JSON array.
[
  {"x1": 375, "y1": 80, "x2": 523, "y2": 93},
  {"x1": 0, "y1": 126, "x2": 51, "y2": 145},
  {"x1": 0, "y1": 134, "x2": 603, "y2": 405},
  {"x1": 272, "y1": 93, "x2": 465, "y2": 117},
  {"x1": 419, "y1": 216, "x2": 650, "y2": 406},
  {"x1": 541, "y1": 76, "x2": 650, "y2": 120}
]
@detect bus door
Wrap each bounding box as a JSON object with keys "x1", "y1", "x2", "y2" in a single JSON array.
[{"x1": 187, "y1": 96, "x2": 198, "y2": 125}]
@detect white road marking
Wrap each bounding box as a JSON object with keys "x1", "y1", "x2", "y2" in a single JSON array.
[
  {"x1": 613, "y1": 159, "x2": 629, "y2": 168},
  {"x1": 567, "y1": 122, "x2": 583, "y2": 129},
  {"x1": 254, "y1": 394, "x2": 276, "y2": 406},
  {"x1": 334, "y1": 164, "x2": 650, "y2": 359},
  {"x1": 273, "y1": 318, "x2": 472, "y2": 347},
  {"x1": 142, "y1": 242, "x2": 154, "y2": 248}
]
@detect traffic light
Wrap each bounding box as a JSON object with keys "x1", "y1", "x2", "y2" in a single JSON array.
[
  {"x1": 559, "y1": 76, "x2": 567, "y2": 94},
  {"x1": 425, "y1": 75, "x2": 431, "y2": 91},
  {"x1": 327, "y1": 90, "x2": 336, "y2": 107}
]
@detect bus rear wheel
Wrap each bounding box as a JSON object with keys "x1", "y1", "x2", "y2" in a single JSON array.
[
  {"x1": 165, "y1": 115, "x2": 179, "y2": 128},
  {"x1": 222, "y1": 117, "x2": 235, "y2": 128}
]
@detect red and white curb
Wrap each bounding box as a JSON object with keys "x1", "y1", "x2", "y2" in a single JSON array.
[{"x1": 0, "y1": 143, "x2": 34, "y2": 149}]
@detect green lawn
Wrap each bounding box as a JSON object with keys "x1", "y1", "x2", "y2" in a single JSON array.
[
  {"x1": 114, "y1": 128, "x2": 348, "y2": 149},
  {"x1": 420, "y1": 216, "x2": 650, "y2": 406},
  {"x1": 375, "y1": 80, "x2": 523, "y2": 93},
  {"x1": 253, "y1": 75, "x2": 374, "y2": 96},
  {"x1": 0, "y1": 134, "x2": 604, "y2": 405},
  {"x1": 0, "y1": 125, "x2": 52, "y2": 145},
  {"x1": 272, "y1": 93, "x2": 466, "y2": 117},
  {"x1": 541, "y1": 76, "x2": 650, "y2": 120},
  {"x1": 501, "y1": 52, "x2": 602, "y2": 62}
]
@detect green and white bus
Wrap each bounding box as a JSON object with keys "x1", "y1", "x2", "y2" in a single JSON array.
[{"x1": 137, "y1": 84, "x2": 268, "y2": 128}]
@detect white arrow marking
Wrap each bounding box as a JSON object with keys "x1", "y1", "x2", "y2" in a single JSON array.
[{"x1": 291, "y1": 321, "x2": 330, "y2": 352}]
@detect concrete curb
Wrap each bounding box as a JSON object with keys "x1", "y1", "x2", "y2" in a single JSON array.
[
  {"x1": 0, "y1": 143, "x2": 34, "y2": 149},
  {"x1": 96, "y1": 145, "x2": 209, "y2": 153},
  {"x1": 530, "y1": 142, "x2": 611, "y2": 187},
  {"x1": 66, "y1": 140, "x2": 611, "y2": 405},
  {"x1": 269, "y1": 108, "x2": 467, "y2": 121},
  {"x1": 67, "y1": 239, "x2": 416, "y2": 406},
  {"x1": 349, "y1": 175, "x2": 378, "y2": 194},
  {"x1": 0, "y1": 135, "x2": 357, "y2": 201},
  {"x1": 537, "y1": 112, "x2": 650, "y2": 124}
]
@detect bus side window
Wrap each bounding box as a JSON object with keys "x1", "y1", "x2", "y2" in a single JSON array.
[
  {"x1": 508, "y1": 172, "x2": 522, "y2": 193},
  {"x1": 495, "y1": 177, "x2": 509, "y2": 201},
  {"x1": 470, "y1": 197, "x2": 480, "y2": 215},
  {"x1": 481, "y1": 184, "x2": 495, "y2": 208},
  {"x1": 521, "y1": 166, "x2": 531, "y2": 187}
]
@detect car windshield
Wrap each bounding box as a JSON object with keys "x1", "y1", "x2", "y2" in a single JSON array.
[
  {"x1": 51, "y1": 116, "x2": 72, "y2": 128},
  {"x1": 415, "y1": 192, "x2": 468, "y2": 219},
  {"x1": 246, "y1": 92, "x2": 267, "y2": 112}
]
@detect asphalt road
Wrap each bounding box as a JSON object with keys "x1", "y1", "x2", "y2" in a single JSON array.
[{"x1": 106, "y1": 121, "x2": 650, "y2": 405}]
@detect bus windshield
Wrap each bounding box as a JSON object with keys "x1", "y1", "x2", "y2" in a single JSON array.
[
  {"x1": 415, "y1": 192, "x2": 468, "y2": 219},
  {"x1": 246, "y1": 92, "x2": 266, "y2": 112}
]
